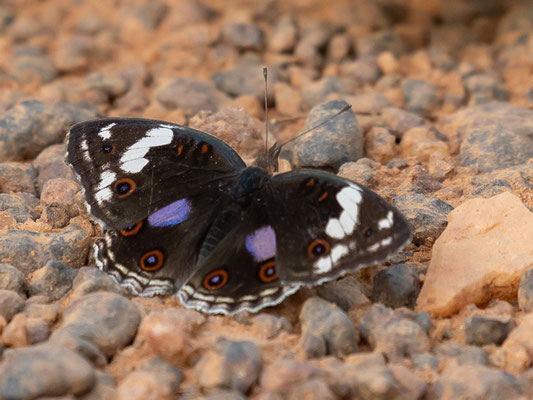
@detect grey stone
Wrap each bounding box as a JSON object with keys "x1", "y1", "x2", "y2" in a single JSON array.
[
  {"x1": 155, "y1": 77, "x2": 230, "y2": 115},
  {"x1": 0, "y1": 162, "x2": 36, "y2": 194},
  {"x1": 339, "y1": 58, "x2": 381, "y2": 86},
  {"x1": 372, "y1": 264, "x2": 420, "y2": 308},
  {"x1": 463, "y1": 73, "x2": 509, "y2": 104},
  {"x1": 69, "y1": 266, "x2": 126, "y2": 299},
  {"x1": 0, "y1": 289, "x2": 24, "y2": 322},
  {"x1": 0, "y1": 342, "x2": 95, "y2": 399},
  {"x1": 11, "y1": 54, "x2": 57, "y2": 84},
  {"x1": 433, "y1": 342, "x2": 488, "y2": 365},
  {"x1": 301, "y1": 76, "x2": 356, "y2": 110},
  {"x1": 288, "y1": 379, "x2": 337, "y2": 400},
  {"x1": 29, "y1": 260, "x2": 78, "y2": 301},
  {"x1": 355, "y1": 29, "x2": 407, "y2": 57},
  {"x1": 300, "y1": 297, "x2": 358, "y2": 358},
  {"x1": 402, "y1": 79, "x2": 438, "y2": 117},
  {"x1": 465, "y1": 315, "x2": 513, "y2": 346},
  {"x1": 222, "y1": 22, "x2": 264, "y2": 51},
  {"x1": 52, "y1": 292, "x2": 141, "y2": 357},
  {"x1": 519, "y1": 268, "x2": 533, "y2": 312},
  {"x1": 301, "y1": 333, "x2": 327, "y2": 359},
  {"x1": 381, "y1": 107, "x2": 425, "y2": 137},
  {"x1": 138, "y1": 356, "x2": 183, "y2": 393},
  {"x1": 317, "y1": 275, "x2": 371, "y2": 312},
  {"x1": 0, "y1": 263, "x2": 25, "y2": 295},
  {"x1": 120, "y1": 0, "x2": 168, "y2": 30},
  {"x1": 85, "y1": 72, "x2": 129, "y2": 99},
  {"x1": 412, "y1": 353, "x2": 440, "y2": 371},
  {"x1": 253, "y1": 313, "x2": 292, "y2": 338},
  {"x1": 195, "y1": 337, "x2": 263, "y2": 393},
  {"x1": 286, "y1": 100, "x2": 363, "y2": 170},
  {"x1": 393, "y1": 193, "x2": 453, "y2": 245},
  {"x1": 0, "y1": 192, "x2": 40, "y2": 223}
]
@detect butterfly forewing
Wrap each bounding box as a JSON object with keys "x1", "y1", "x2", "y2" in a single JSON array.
[
  {"x1": 66, "y1": 118, "x2": 246, "y2": 229},
  {"x1": 266, "y1": 170, "x2": 412, "y2": 285}
]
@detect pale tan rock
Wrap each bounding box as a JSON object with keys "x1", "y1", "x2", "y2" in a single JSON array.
[
  {"x1": 416, "y1": 192, "x2": 533, "y2": 317},
  {"x1": 399, "y1": 126, "x2": 449, "y2": 162},
  {"x1": 116, "y1": 371, "x2": 173, "y2": 400},
  {"x1": 501, "y1": 313, "x2": 533, "y2": 374}
]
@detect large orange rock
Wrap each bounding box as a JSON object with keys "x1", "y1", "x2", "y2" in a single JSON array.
[{"x1": 416, "y1": 192, "x2": 533, "y2": 317}]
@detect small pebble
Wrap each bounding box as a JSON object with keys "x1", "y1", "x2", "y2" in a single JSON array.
[
  {"x1": 0, "y1": 342, "x2": 95, "y2": 399},
  {"x1": 252, "y1": 313, "x2": 291, "y2": 338},
  {"x1": 433, "y1": 342, "x2": 488, "y2": 366},
  {"x1": 69, "y1": 267, "x2": 125, "y2": 299},
  {"x1": 268, "y1": 15, "x2": 297, "y2": 53},
  {"x1": 260, "y1": 360, "x2": 324, "y2": 393},
  {"x1": 316, "y1": 275, "x2": 370, "y2": 312},
  {"x1": 399, "y1": 126, "x2": 449, "y2": 163},
  {"x1": 288, "y1": 379, "x2": 337, "y2": 400},
  {"x1": 372, "y1": 264, "x2": 420, "y2": 309},
  {"x1": 518, "y1": 269, "x2": 533, "y2": 312},
  {"x1": 300, "y1": 297, "x2": 359, "y2": 358},
  {"x1": 0, "y1": 192, "x2": 40, "y2": 223},
  {"x1": 401, "y1": 79, "x2": 438, "y2": 117},
  {"x1": 0, "y1": 289, "x2": 24, "y2": 322},
  {"x1": 300, "y1": 76, "x2": 355, "y2": 109},
  {"x1": 465, "y1": 315, "x2": 513, "y2": 346},
  {"x1": 0, "y1": 162, "x2": 36, "y2": 194},
  {"x1": 29, "y1": 260, "x2": 78, "y2": 301},
  {"x1": 222, "y1": 22, "x2": 264, "y2": 51},
  {"x1": 0, "y1": 263, "x2": 26, "y2": 295},
  {"x1": 380, "y1": 107, "x2": 425, "y2": 137},
  {"x1": 364, "y1": 126, "x2": 396, "y2": 164},
  {"x1": 339, "y1": 58, "x2": 381, "y2": 86},
  {"x1": 195, "y1": 337, "x2": 263, "y2": 393}
]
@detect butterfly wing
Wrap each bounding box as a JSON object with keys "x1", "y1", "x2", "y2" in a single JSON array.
[
  {"x1": 66, "y1": 118, "x2": 246, "y2": 229},
  {"x1": 266, "y1": 170, "x2": 412, "y2": 285},
  {"x1": 177, "y1": 204, "x2": 300, "y2": 315}
]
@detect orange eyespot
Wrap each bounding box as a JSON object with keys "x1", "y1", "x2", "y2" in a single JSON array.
[
  {"x1": 102, "y1": 143, "x2": 115, "y2": 154},
  {"x1": 201, "y1": 143, "x2": 209, "y2": 154},
  {"x1": 203, "y1": 269, "x2": 229, "y2": 290},
  {"x1": 259, "y1": 260, "x2": 278, "y2": 283},
  {"x1": 140, "y1": 250, "x2": 164, "y2": 271},
  {"x1": 120, "y1": 221, "x2": 143, "y2": 236},
  {"x1": 307, "y1": 239, "x2": 330, "y2": 259},
  {"x1": 114, "y1": 178, "x2": 136, "y2": 198}
]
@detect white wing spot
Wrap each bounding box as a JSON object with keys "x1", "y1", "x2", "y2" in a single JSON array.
[
  {"x1": 98, "y1": 123, "x2": 116, "y2": 139},
  {"x1": 378, "y1": 211, "x2": 394, "y2": 230},
  {"x1": 95, "y1": 170, "x2": 116, "y2": 204},
  {"x1": 120, "y1": 126, "x2": 174, "y2": 173},
  {"x1": 326, "y1": 218, "x2": 345, "y2": 239},
  {"x1": 325, "y1": 185, "x2": 363, "y2": 239}
]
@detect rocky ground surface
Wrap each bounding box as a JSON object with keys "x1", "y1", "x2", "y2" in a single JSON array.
[{"x1": 0, "y1": 0, "x2": 533, "y2": 399}]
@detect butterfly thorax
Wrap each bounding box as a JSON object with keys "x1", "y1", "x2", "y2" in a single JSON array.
[{"x1": 226, "y1": 166, "x2": 270, "y2": 206}]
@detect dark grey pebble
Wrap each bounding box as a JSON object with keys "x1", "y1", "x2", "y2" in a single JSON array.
[
  {"x1": 372, "y1": 264, "x2": 420, "y2": 309},
  {"x1": 138, "y1": 356, "x2": 183, "y2": 393},
  {"x1": 0, "y1": 162, "x2": 36, "y2": 194},
  {"x1": 355, "y1": 29, "x2": 407, "y2": 57},
  {"x1": 339, "y1": 58, "x2": 381, "y2": 86},
  {"x1": 393, "y1": 193, "x2": 454, "y2": 245},
  {"x1": 0, "y1": 224, "x2": 91, "y2": 275},
  {"x1": 195, "y1": 337, "x2": 262, "y2": 393},
  {"x1": 85, "y1": 72, "x2": 129, "y2": 99},
  {"x1": 402, "y1": 79, "x2": 438, "y2": 117},
  {"x1": 316, "y1": 275, "x2": 370, "y2": 312},
  {"x1": 0, "y1": 263, "x2": 25, "y2": 295},
  {"x1": 359, "y1": 304, "x2": 430, "y2": 362},
  {"x1": 11, "y1": 53, "x2": 57, "y2": 84},
  {"x1": 465, "y1": 315, "x2": 513, "y2": 346},
  {"x1": 412, "y1": 353, "x2": 440, "y2": 371},
  {"x1": 460, "y1": 125, "x2": 533, "y2": 173},
  {"x1": 380, "y1": 107, "x2": 425, "y2": 137},
  {"x1": 69, "y1": 266, "x2": 127, "y2": 299},
  {"x1": 29, "y1": 260, "x2": 78, "y2": 301},
  {"x1": 301, "y1": 332, "x2": 327, "y2": 359},
  {"x1": 0, "y1": 100, "x2": 98, "y2": 161},
  {"x1": 463, "y1": 73, "x2": 509, "y2": 104},
  {"x1": 222, "y1": 22, "x2": 264, "y2": 51},
  {"x1": 300, "y1": 297, "x2": 358, "y2": 358},
  {"x1": 211, "y1": 64, "x2": 282, "y2": 101},
  {"x1": 0, "y1": 342, "x2": 95, "y2": 399},
  {"x1": 33, "y1": 144, "x2": 77, "y2": 195},
  {"x1": 52, "y1": 292, "x2": 141, "y2": 357},
  {"x1": 300, "y1": 76, "x2": 356, "y2": 110},
  {"x1": 470, "y1": 175, "x2": 513, "y2": 197},
  {"x1": 285, "y1": 99, "x2": 362, "y2": 170},
  {"x1": 428, "y1": 364, "x2": 522, "y2": 400},
  {"x1": 294, "y1": 40, "x2": 323, "y2": 69},
  {"x1": 387, "y1": 158, "x2": 409, "y2": 169},
  {"x1": 79, "y1": 370, "x2": 116, "y2": 400},
  {"x1": 519, "y1": 268, "x2": 533, "y2": 312},
  {"x1": 155, "y1": 77, "x2": 230, "y2": 115},
  {"x1": 0, "y1": 289, "x2": 24, "y2": 322},
  {"x1": 0, "y1": 192, "x2": 40, "y2": 223},
  {"x1": 433, "y1": 342, "x2": 488, "y2": 365}
]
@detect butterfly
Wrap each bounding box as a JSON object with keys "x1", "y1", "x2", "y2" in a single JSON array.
[{"x1": 66, "y1": 114, "x2": 412, "y2": 314}]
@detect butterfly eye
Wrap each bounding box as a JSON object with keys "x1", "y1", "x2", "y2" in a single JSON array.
[
  {"x1": 120, "y1": 221, "x2": 143, "y2": 236},
  {"x1": 258, "y1": 260, "x2": 278, "y2": 283},
  {"x1": 102, "y1": 143, "x2": 115, "y2": 154},
  {"x1": 140, "y1": 250, "x2": 164, "y2": 271},
  {"x1": 203, "y1": 269, "x2": 229, "y2": 290},
  {"x1": 308, "y1": 239, "x2": 331, "y2": 259},
  {"x1": 364, "y1": 228, "x2": 373, "y2": 237},
  {"x1": 114, "y1": 178, "x2": 136, "y2": 198}
]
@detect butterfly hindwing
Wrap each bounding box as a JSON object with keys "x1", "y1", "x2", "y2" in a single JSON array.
[
  {"x1": 266, "y1": 170, "x2": 412, "y2": 285},
  {"x1": 66, "y1": 118, "x2": 246, "y2": 229}
]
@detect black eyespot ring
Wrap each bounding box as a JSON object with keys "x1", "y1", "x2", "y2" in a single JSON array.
[
  {"x1": 102, "y1": 143, "x2": 115, "y2": 154},
  {"x1": 259, "y1": 260, "x2": 278, "y2": 283},
  {"x1": 120, "y1": 221, "x2": 143, "y2": 236},
  {"x1": 140, "y1": 250, "x2": 164, "y2": 271},
  {"x1": 114, "y1": 178, "x2": 136, "y2": 198},
  {"x1": 307, "y1": 239, "x2": 330, "y2": 259},
  {"x1": 203, "y1": 269, "x2": 229, "y2": 290}
]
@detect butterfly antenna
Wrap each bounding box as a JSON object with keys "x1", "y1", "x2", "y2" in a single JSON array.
[
  {"x1": 263, "y1": 66, "x2": 269, "y2": 157},
  {"x1": 279, "y1": 103, "x2": 352, "y2": 147}
]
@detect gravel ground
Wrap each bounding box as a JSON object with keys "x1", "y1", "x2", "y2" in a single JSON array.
[{"x1": 0, "y1": 0, "x2": 533, "y2": 399}]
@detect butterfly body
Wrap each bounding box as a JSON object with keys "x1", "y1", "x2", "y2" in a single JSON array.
[{"x1": 67, "y1": 117, "x2": 411, "y2": 314}]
